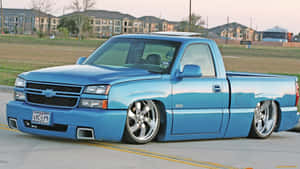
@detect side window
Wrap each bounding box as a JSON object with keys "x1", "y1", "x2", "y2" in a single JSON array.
[{"x1": 180, "y1": 44, "x2": 216, "y2": 77}]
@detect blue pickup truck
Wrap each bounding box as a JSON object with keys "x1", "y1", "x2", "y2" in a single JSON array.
[{"x1": 7, "y1": 33, "x2": 299, "y2": 144}]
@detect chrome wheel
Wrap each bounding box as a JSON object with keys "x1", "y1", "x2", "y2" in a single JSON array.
[
  {"x1": 124, "y1": 100, "x2": 160, "y2": 144},
  {"x1": 250, "y1": 101, "x2": 278, "y2": 138}
]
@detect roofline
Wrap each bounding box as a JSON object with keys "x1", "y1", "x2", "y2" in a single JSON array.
[{"x1": 1, "y1": 8, "x2": 55, "y2": 17}]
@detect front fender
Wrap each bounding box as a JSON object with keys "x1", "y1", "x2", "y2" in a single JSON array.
[{"x1": 108, "y1": 78, "x2": 172, "y2": 110}]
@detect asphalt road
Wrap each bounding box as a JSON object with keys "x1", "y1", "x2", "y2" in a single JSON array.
[{"x1": 0, "y1": 91, "x2": 299, "y2": 169}]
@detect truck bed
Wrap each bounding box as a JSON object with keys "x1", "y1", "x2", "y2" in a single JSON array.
[{"x1": 226, "y1": 71, "x2": 297, "y2": 80}]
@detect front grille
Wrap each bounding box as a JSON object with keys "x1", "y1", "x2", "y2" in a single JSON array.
[
  {"x1": 25, "y1": 82, "x2": 82, "y2": 108},
  {"x1": 27, "y1": 93, "x2": 78, "y2": 107},
  {"x1": 27, "y1": 83, "x2": 82, "y2": 93}
]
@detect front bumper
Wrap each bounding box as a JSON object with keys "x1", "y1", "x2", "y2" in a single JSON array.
[{"x1": 6, "y1": 101, "x2": 127, "y2": 142}]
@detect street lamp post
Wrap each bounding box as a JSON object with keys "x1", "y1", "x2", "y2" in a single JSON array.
[
  {"x1": 1, "y1": 0, "x2": 3, "y2": 34},
  {"x1": 189, "y1": 0, "x2": 192, "y2": 32}
]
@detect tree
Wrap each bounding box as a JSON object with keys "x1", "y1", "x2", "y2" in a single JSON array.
[
  {"x1": 69, "y1": 0, "x2": 96, "y2": 39},
  {"x1": 31, "y1": 0, "x2": 54, "y2": 37},
  {"x1": 57, "y1": 16, "x2": 78, "y2": 35},
  {"x1": 70, "y1": 0, "x2": 96, "y2": 12},
  {"x1": 178, "y1": 13, "x2": 205, "y2": 32},
  {"x1": 58, "y1": 15, "x2": 92, "y2": 38}
]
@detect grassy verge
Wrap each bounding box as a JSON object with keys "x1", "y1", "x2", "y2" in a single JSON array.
[
  {"x1": 219, "y1": 45, "x2": 300, "y2": 60},
  {"x1": 0, "y1": 35, "x2": 104, "y2": 48}
]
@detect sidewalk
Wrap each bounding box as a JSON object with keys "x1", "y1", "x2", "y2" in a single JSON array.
[{"x1": 0, "y1": 85, "x2": 13, "y2": 93}]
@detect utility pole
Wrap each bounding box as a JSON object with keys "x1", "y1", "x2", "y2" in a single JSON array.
[
  {"x1": 206, "y1": 16, "x2": 209, "y2": 38},
  {"x1": 189, "y1": 0, "x2": 192, "y2": 32},
  {"x1": 1, "y1": 0, "x2": 3, "y2": 34},
  {"x1": 226, "y1": 16, "x2": 229, "y2": 44}
]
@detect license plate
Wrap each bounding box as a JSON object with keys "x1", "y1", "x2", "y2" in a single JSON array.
[{"x1": 32, "y1": 111, "x2": 51, "y2": 125}]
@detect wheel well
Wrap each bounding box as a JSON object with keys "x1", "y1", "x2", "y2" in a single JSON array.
[
  {"x1": 254, "y1": 100, "x2": 281, "y2": 131},
  {"x1": 273, "y1": 100, "x2": 281, "y2": 131},
  {"x1": 152, "y1": 100, "x2": 167, "y2": 140},
  {"x1": 125, "y1": 99, "x2": 167, "y2": 140}
]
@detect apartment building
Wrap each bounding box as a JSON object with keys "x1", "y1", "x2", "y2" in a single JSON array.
[
  {"x1": 0, "y1": 8, "x2": 177, "y2": 37},
  {"x1": 63, "y1": 10, "x2": 178, "y2": 38},
  {"x1": 210, "y1": 22, "x2": 261, "y2": 41},
  {"x1": 0, "y1": 8, "x2": 58, "y2": 34}
]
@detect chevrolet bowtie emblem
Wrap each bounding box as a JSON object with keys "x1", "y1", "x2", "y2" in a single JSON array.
[{"x1": 43, "y1": 89, "x2": 56, "y2": 98}]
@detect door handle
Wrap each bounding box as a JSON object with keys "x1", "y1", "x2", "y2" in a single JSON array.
[{"x1": 213, "y1": 85, "x2": 221, "y2": 93}]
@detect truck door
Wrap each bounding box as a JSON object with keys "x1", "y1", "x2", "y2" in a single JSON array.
[{"x1": 172, "y1": 43, "x2": 229, "y2": 135}]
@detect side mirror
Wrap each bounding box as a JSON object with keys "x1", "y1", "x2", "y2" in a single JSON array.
[
  {"x1": 76, "y1": 57, "x2": 87, "y2": 65},
  {"x1": 179, "y1": 64, "x2": 202, "y2": 78}
]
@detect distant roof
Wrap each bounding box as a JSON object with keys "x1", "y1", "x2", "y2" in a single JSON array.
[
  {"x1": 62, "y1": 10, "x2": 176, "y2": 24},
  {"x1": 209, "y1": 22, "x2": 250, "y2": 34},
  {"x1": 264, "y1": 26, "x2": 288, "y2": 33},
  {"x1": 62, "y1": 10, "x2": 135, "y2": 19},
  {"x1": 2, "y1": 8, "x2": 54, "y2": 17},
  {"x1": 138, "y1": 16, "x2": 166, "y2": 23}
]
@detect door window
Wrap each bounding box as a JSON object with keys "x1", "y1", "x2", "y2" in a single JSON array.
[{"x1": 180, "y1": 44, "x2": 216, "y2": 77}]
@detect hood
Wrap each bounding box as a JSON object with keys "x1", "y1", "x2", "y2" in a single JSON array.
[{"x1": 20, "y1": 65, "x2": 161, "y2": 85}]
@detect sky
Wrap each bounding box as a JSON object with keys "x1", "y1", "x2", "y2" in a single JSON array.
[{"x1": 3, "y1": 0, "x2": 300, "y2": 33}]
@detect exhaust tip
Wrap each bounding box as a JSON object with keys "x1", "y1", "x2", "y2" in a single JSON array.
[
  {"x1": 77, "y1": 127, "x2": 95, "y2": 140},
  {"x1": 8, "y1": 118, "x2": 18, "y2": 129}
]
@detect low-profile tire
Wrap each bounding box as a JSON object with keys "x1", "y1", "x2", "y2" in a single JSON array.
[
  {"x1": 249, "y1": 101, "x2": 278, "y2": 139},
  {"x1": 123, "y1": 100, "x2": 160, "y2": 144}
]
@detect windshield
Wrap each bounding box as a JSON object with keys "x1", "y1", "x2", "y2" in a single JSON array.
[{"x1": 84, "y1": 38, "x2": 181, "y2": 73}]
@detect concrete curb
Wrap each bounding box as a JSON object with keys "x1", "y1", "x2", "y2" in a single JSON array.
[{"x1": 0, "y1": 85, "x2": 14, "y2": 93}]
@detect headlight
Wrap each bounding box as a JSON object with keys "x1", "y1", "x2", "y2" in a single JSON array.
[
  {"x1": 84, "y1": 85, "x2": 110, "y2": 95},
  {"x1": 15, "y1": 77, "x2": 26, "y2": 88},
  {"x1": 79, "y1": 99, "x2": 108, "y2": 109},
  {"x1": 14, "y1": 91, "x2": 25, "y2": 101}
]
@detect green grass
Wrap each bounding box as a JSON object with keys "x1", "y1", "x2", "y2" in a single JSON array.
[
  {"x1": 0, "y1": 35, "x2": 104, "y2": 48},
  {"x1": 219, "y1": 45, "x2": 300, "y2": 59}
]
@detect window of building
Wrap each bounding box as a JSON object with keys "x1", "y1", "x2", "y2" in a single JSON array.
[
  {"x1": 95, "y1": 19, "x2": 101, "y2": 25},
  {"x1": 180, "y1": 44, "x2": 216, "y2": 77},
  {"x1": 115, "y1": 20, "x2": 121, "y2": 26},
  {"x1": 114, "y1": 27, "x2": 121, "y2": 33},
  {"x1": 96, "y1": 26, "x2": 101, "y2": 32},
  {"x1": 90, "y1": 19, "x2": 94, "y2": 25}
]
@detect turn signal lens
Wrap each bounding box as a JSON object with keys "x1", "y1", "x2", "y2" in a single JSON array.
[{"x1": 79, "y1": 99, "x2": 108, "y2": 109}]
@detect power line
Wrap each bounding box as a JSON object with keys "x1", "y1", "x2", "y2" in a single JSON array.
[{"x1": 226, "y1": 16, "x2": 229, "y2": 44}]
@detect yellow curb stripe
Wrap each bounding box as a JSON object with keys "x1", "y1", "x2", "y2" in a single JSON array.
[
  {"x1": 0, "y1": 126, "x2": 21, "y2": 133},
  {"x1": 0, "y1": 126, "x2": 237, "y2": 169},
  {"x1": 98, "y1": 142, "x2": 238, "y2": 169},
  {"x1": 276, "y1": 166, "x2": 297, "y2": 168},
  {"x1": 0, "y1": 124, "x2": 8, "y2": 127},
  {"x1": 82, "y1": 142, "x2": 220, "y2": 169}
]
